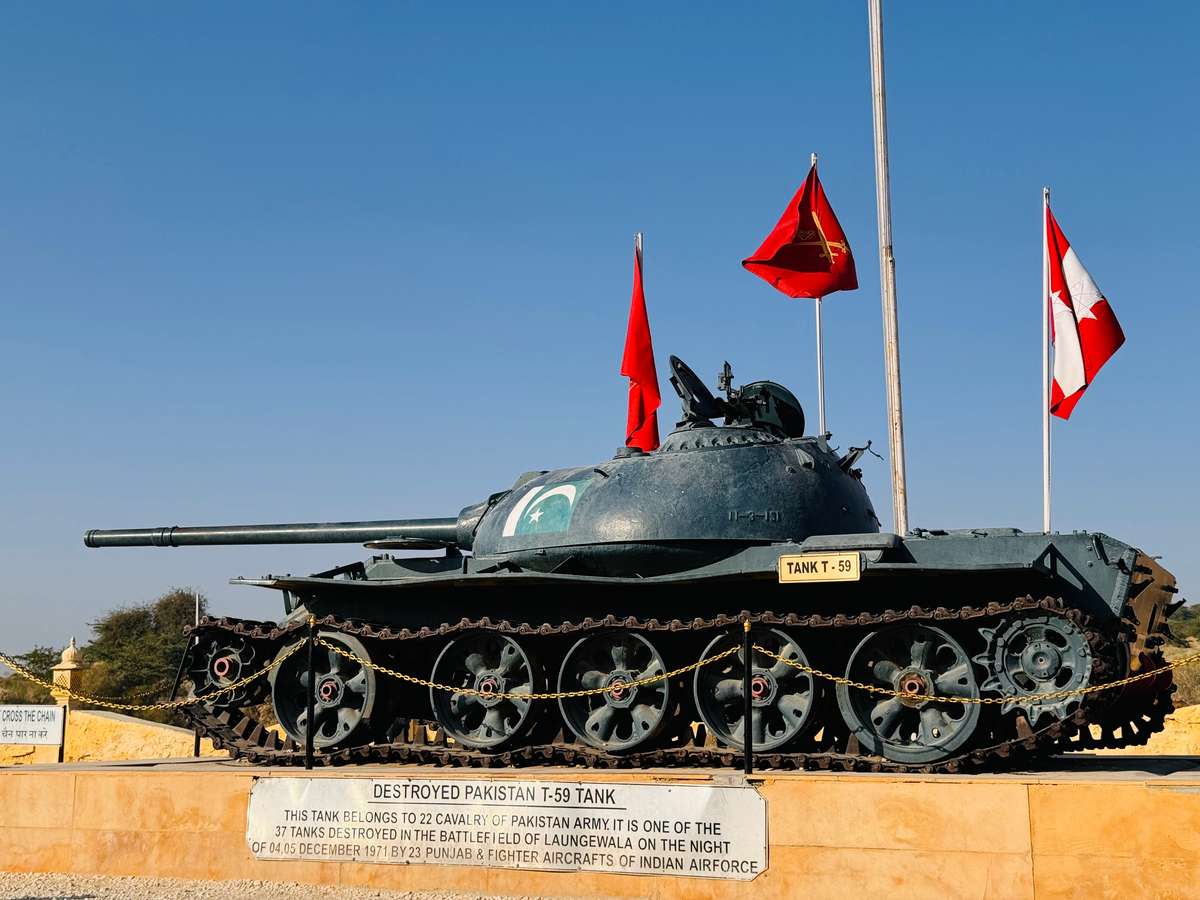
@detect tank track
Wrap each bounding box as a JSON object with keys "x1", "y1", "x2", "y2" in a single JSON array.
[{"x1": 179, "y1": 595, "x2": 1173, "y2": 775}]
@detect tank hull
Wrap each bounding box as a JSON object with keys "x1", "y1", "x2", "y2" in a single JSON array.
[{"x1": 177, "y1": 527, "x2": 1178, "y2": 772}]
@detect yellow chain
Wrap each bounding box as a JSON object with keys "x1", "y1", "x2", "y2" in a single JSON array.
[
  {"x1": 750, "y1": 643, "x2": 1200, "y2": 706},
  {"x1": 0, "y1": 641, "x2": 304, "y2": 712},
  {"x1": 82, "y1": 679, "x2": 173, "y2": 702},
  {"x1": 6, "y1": 623, "x2": 1195, "y2": 714},
  {"x1": 318, "y1": 630, "x2": 1200, "y2": 705},
  {"x1": 315, "y1": 635, "x2": 738, "y2": 701}
]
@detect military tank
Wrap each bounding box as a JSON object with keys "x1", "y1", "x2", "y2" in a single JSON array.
[{"x1": 84, "y1": 356, "x2": 1182, "y2": 772}]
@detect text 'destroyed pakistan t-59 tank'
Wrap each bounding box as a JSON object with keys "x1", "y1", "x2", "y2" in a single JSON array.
[{"x1": 83, "y1": 356, "x2": 1183, "y2": 772}]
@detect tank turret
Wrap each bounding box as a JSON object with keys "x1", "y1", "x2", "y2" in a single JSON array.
[{"x1": 84, "y1": 357, "x2": 878, "y2": 577}]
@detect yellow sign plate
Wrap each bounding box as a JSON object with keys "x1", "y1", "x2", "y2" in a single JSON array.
[{"x1": 777, "y1": 552, "x2": 861, "y2": 583}]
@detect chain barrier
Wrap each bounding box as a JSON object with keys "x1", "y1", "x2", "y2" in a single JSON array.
[
  {"x1": 750, "y1": 643, "x2": 1200, "y2": 706},
  {"x1": 84, "y1": 679, "x2": 173, "y2": 702},
  {"x1": 3, "y1": 672, "x2": 172, "y2": 703},
  {"x1": 316, "y1": 625, "x2": 1200, "y2": 707},
  {"x1": 315, "y1": 634, "x2": 738, "y2": 701},
  {"x1": 4, "y1": 625, "x2": 1197, "y2": 713},
  {"x1": 0, "y1": 641, "x2": 304, "y2": 712}
]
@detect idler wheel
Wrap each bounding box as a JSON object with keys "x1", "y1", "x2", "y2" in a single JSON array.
[
  {"x1": 693, "y1": 627, "x2": 816, "y2": 751},
  {"x1": 557, "y1": 631, "x2": 670, "y2": 752},
  {"x1": 269, "y1": 632, "x2": 377, "y2": 751},
  {"x1": 430, "y1": 633, "x2": 541, "y2": 750},
  {"x1": 837, "y1": 624, "x2": 981, "y2": 764},
  {"x1": 187, "y1": 635, "x2": 261, "y2": 708}
]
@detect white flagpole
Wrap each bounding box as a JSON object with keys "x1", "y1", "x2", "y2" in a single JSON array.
[
  {"x1": 815, "y1": 296, "x2": 826, "y2": 434},
  {"x1": 867, "y1": 0, "x2": 909, "y2": 536},
  {"x1": 1042, "y1": 187, "x2": 1052, "y2": 533},
  {"x1": 811, "y1": 152, "x2": 828, "y2": 436}
]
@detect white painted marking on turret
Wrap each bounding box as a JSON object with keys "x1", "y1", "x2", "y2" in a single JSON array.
[{"x1": 501, "y1": 486, "x2": 545, "y2": 537}]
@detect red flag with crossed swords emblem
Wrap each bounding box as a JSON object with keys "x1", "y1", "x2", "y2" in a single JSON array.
[{"x1": 742, "y1": 162, "x2": 858, "y2": 298}]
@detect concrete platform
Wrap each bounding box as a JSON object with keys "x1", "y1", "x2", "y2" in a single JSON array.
[{"x1": 2, "y1": 756, "x2": 1198, "y2": 900}]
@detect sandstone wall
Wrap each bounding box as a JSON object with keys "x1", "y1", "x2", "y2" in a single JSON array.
[{"x1": 0, "y1": 710, "x2": 225, "y2": 765}]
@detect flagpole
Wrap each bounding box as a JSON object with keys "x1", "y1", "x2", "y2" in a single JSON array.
[
  {"x1": 867, "y1": 0, "x2": 909, "y2": 536},
  {"x1": 814, "y1": 296, "x2": 826, "y2": 434},
  {"x1": 1042, "y1": 187, "x2": 1051, "y2": 533},
  {"x1": 811, "y1": 152, "x2": 828, "y2": 436}
]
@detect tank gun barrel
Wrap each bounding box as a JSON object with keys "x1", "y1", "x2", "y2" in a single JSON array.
[{"x1": 84, "y1": 517, "x2": 462, "y2": 549}]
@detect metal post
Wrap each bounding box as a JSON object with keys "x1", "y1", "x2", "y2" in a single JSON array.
[
  {"x1": 167, "y1": 639, "x2": 190, "y2": 701},
  {"x1": 811, "y1": 152, "x2": 828, "y2": 436},
  {"x1": 867, "y1": 0, "x2": 909, "y2": 536},
  {"x1": 305, "y1": 619, "x2": 316, "y2": 770},
  {"x1": 815, "y1": 296, "x2": 827, "y2": 435},
  {"x1": 58, "y1": 704, "x2": 67, "y2": 764},
  {"x1": 165, "y1": 619, "x2": 203, "y2": 756},
  {"x1": 1042, "y1": 187, "x2": 1052, "y2": 533},
  {"x1": 193, "y1": 590, "x2": 202, "y2": 757},
  {"x1": 742, "y1": 619, "x2": 753, "y2": 776}
]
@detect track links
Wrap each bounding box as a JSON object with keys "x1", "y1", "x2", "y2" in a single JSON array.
[{"x1": 179, "y1": 595, "x2": 1173, "y2": 775}]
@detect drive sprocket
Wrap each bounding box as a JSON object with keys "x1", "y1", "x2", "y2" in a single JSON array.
[{"x1": 978, "y1": 614, "x2": 1092, "y2": 726}]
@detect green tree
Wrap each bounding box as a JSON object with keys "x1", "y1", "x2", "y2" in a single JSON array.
[
  {"x1": 83, "y1": 588, "x2": 207, "y2": 722},
  {"x1": 0, "y1": 645, "x2": 59, "y2": 704},
  {"x1": 1169, "y1": 603, "x2": 1200, "y2": 644},
  {"x1": 10, "y1": 646, "x2": 60, "y2": 680}
]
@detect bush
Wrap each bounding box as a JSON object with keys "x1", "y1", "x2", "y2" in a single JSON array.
[
  {"x1": 1168, "y1": 603, "x2": 1200, "y2": 644},
  {"x1": 1166, "y1": 639, "x2": 1200, "y2": 708},
  {"x1": 81, "y1": 588, "x2": 207, "y2": 723},
  {"x1": 0, "y1": 646, "x2": 59, "y2": 704}
]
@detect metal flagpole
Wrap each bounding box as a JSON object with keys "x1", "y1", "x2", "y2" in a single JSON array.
[
  {"x1": 815, "y1": 296, "x2": 826, "y2": 434},
  {"x1": 867, "y1": 0, "x2": 909, "y2": 535},
  {"x1": 811, "y1": 152, "x2": 828, "y2": 436},
  {"x1": 1042, "y1": 187, "x2": 1052, "y2": 533},
  {"x1": 192, "y1": 590, "x2": 201, "y2": 758}
]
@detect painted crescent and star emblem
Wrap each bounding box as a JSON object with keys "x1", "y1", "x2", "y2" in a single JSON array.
[{"x1": 501, "y1": 477, "x2": 595, "y2": 537}]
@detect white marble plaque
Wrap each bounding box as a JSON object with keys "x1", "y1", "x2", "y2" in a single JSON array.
[{"x1": 247, "y1": 776, "x2": 767, "y2": 880}]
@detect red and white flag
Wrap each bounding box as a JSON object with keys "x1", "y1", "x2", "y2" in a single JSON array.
[
  {"x1": 1046, "y1": 206, "x2": 1125, "y2": 419},
  {"x1": 620, "y1": 233, "x2": 660, "y2": 451}
]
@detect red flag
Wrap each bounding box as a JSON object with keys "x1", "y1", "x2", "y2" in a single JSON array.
[
  {"x1": 742, "y1": 163, "x2": 858, "y2": 298},
  {"x1": 1047, "y1": 206, "x2": 1125, "y2": 419},
  {"x1": 620, "y1": 235, "x2": 660, "y2": 451}
]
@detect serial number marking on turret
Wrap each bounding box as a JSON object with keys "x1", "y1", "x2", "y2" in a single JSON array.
[{"x1": 776, "y1": 552, "x2": 861, "y2": 583}]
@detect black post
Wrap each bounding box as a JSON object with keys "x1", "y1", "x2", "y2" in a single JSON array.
[
  {"x1": 171, "y1": 633, "x2": 204, "y2": 758},
  {"x1": 167, "y1": 637, "x2": 192, "y2": 701},
  {"x1": 58, "y1": 704, "x2": 67, "y2": 764},
  {"x1": 742, "y1": 618, "x2": 753, "y2": 776},
  {"x1": 305, "y1": 619, "x2": 316, "y2": 770}
]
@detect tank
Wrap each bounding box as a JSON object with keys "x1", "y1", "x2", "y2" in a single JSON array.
[{"x1": 84, "y1": 356, "x2": 1183, "y2": 772}]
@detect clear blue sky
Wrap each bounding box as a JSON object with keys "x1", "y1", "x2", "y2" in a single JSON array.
[{"x1": 2, "y1": 2, "x2": 1197, "y2": 653}]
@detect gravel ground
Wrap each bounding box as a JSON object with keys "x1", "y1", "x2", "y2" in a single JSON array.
[{"x1": 0, "y1": 873, "x2": 615, "y2": 900}]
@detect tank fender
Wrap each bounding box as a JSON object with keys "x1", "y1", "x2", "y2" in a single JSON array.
[{"x1": 867, "y1": 530, "x2": 1147, "y2": 622}]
